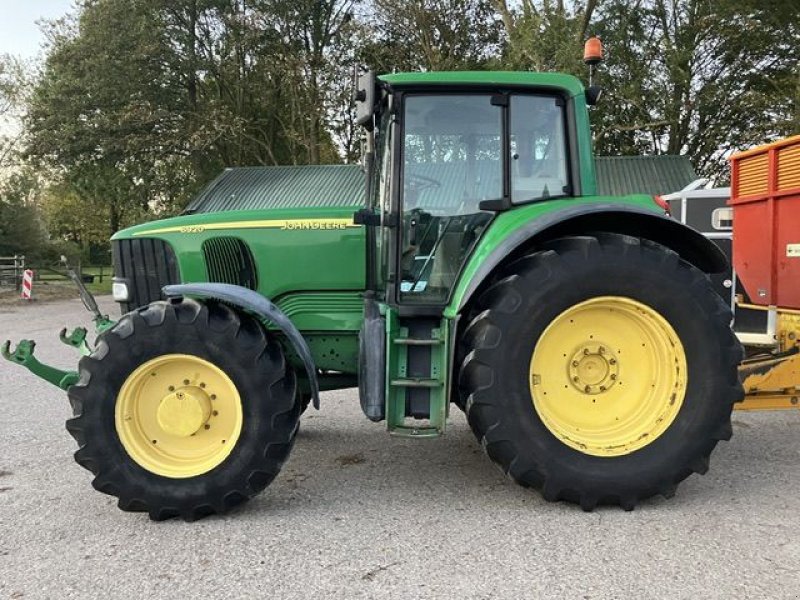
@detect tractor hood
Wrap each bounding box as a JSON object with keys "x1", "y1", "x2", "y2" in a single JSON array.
[
  {"x1": 110, "y1": 205, "x2": 367, "y2": 310},
  {"x1": 112, "y1": 205, "x2": 363, "y2": 240}
]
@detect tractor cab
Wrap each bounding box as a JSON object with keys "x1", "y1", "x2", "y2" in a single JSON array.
[{"x1": 359, "y1": 73, "x2": 577, "y2": 308}]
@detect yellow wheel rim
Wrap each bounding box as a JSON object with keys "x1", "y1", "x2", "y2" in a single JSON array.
[
  {"x1": 529, "y1": 296, "x2": 687, "y2": 457},
  {"x1": 115, "y1": 354, "x2": 243, "y2": 478}
]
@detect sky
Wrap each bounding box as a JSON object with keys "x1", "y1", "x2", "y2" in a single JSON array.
[
  {"x1": 0, "y1": 1, "x2": 73, "y2": 137},
  {"x1": 0, "y1": 0, "x2": 74, "y2": 59}
]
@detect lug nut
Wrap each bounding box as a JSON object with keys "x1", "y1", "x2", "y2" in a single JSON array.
[
  {"x1": 584, "y1": 385, "x2": 591, "y2": 393},
  {"x1": 572, "y1": 360, "x2": 579, "y2": 367}
]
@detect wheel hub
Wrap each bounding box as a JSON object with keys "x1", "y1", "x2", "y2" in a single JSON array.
[
  {"x1": 156, "y1": 387, "x2": 212, "y2": 437},
  {"x1": 529, "y1": 296, "x2": 687, "y2": 457},
  {"x1": 568, "y1": 344, "x2": 618, "y2": 394},
  {"x1": 115, "y1": 354, "x2": 243, "y2": 478}
]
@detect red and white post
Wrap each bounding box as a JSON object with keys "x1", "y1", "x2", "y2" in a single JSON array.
[{"x1": 20, "y1": 269, "x2": 34, "y2": 300}]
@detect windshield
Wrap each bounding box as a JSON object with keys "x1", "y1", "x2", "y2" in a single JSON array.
[{"x1": 399, "y1": 94, "x2": 496, "y2": 303}]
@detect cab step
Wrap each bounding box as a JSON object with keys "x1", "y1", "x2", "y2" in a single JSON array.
[
  {"x1": 390, "y1": 377, "x2": 442, "y2": 388},
  {"x1": 392, "y1": 338, "x2": 443, "y2": 346},
  {"x1": 385, "y1": 310, "x2": 450, "y2": 438}
]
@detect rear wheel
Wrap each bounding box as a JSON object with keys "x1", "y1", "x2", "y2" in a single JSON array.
[
  {"x1": 458, "y1": 234, "x2": 743, "y2": 510},
  {"x1": 67, "y1": 298, "x2": 300, "y2": 521}
]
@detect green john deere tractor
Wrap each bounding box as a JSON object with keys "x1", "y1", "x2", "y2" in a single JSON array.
[{"x1": 3, "y1": 64, "x2": 743, "y2": 520}]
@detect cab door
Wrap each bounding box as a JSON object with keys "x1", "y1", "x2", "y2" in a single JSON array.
[{"x1": 395, "y1": 93, "x2": 501, "y2": 305}]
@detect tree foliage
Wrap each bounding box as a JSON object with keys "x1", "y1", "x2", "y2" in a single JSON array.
[
  {"x1": 0, "y1": 171, "x2": 52, "y2": 261},
  {"x1": 0, "y1": 54, "x2": 29, "y2": 170},
  {"x1": 363, "y1": 0, "x2": 500, "y2": 72},
  {"x1": 490, "y1": 0, "x2": 799, "y2": 179},
  {"x1": 5, "y1": 0, "x2": 798, "y2": 253}
]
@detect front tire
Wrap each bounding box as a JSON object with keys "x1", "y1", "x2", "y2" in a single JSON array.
[
  {"x1": 458, "y1": 234, "x2": 743, "y2": 510},
  {"x1": 66, "y1": 298, "x2": 300, "y2": 521}
]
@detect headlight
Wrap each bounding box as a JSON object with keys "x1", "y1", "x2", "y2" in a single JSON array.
[{"x1": 112, "y1": 279, "x2": 130, "y2": 302}]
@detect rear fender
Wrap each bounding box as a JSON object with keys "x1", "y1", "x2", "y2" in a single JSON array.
[{"x1": 447, "y1": 204, "x2": 728, "y2": 317}]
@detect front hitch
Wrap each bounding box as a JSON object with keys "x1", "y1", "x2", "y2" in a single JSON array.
[
  {"x1": 2, "y1": 339, "x2": 79, "y2": 390},
  {"x1": 60, "y1": 327, "x2": 92, "y2": 355},
  {"x1": 3, "y1": 257, "x2": 117, "y2": 389}
]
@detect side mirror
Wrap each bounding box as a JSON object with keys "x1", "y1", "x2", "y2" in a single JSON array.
[
  {"x1": 354, "y1": 70, "x2": 376, "y2": 129},
  {"x1": 585, "y1": 85, "x2": 603, "y2": 106}
]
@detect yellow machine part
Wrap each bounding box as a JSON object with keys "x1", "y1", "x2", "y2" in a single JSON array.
[
  {"x1": 737, "y1": 309, "x2": 800, "y2": 411},
  {"x1": 529, "y1": 296, "x2": 687, "y2": 457},
  {"x1": 115, "y1": 354, "x2": 244, "y2": 478}
]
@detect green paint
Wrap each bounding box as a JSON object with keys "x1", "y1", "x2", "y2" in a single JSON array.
[
  {"x1": 444, "y1": 194, "x2": 659, "y2": 318},
  {"x1": 2, "y1": 339, "x2": 79, "y2": 390},
  {"x1": 379, "y1": 71, "x2": 585, "y2": 97},
  {"x1": 60, "y1": 327, "x2": 91, "y2": 356},
  {"x1": 303, "y1": 334, "x2": 359, "y2": 373},
  {"x1": 385, "y1": 308, "x2": 449, "y2": 437},
  {"x1": 275, "y1": 291, "x2": 363, "y2": 333},
  {"x1": 115, "y1": 206, "x2": 366, "y2": 304}
]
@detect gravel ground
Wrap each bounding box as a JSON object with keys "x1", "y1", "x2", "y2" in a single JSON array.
[{"x1": 1, "y1": 296, "x2": 798, "y2": 599}]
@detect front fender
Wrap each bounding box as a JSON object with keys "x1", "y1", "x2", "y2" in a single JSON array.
[
  {"x1": 446, "y1": 202, "x2": 728, "y2": 317},
  {"x1": 163, "y1": 283, "x2": 320, "y2": 409}
]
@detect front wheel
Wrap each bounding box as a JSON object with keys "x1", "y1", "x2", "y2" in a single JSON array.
[
  {"x1": 458, "y1": 234, "x2": 743, "y2": 510},
  {"x1": 67, "y1": 299, "x2": 300, "y2": 521}
]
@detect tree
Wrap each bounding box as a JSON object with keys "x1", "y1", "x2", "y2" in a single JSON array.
[
  {"x1": 25, "y1": 0, "x2": 357, "y2": 243},
  {"x1": 493, "y1": 0, "x2": 599, "y2": 73},
  {"x1": 25, "y1": 0, "x2": 199, "y2": 234},
  {"x1": 0, "y1": 171, "x2": 52, "y2": 261},
  {"x1": 591, "y1": 0, "x2": 799, "y2": 178},
  {"x1": 0, "y1": 54, "x2": 29, "y2": 171},
  {"x1": 364, "y1": 0, "x2": 500, "y2": 72},
  {"x1": 497, "y1": 0, "x2": 800, "y2": 179}
]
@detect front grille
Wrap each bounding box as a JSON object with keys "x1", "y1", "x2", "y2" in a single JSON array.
[
  {"x1": 112, "y1": 238, "x2": 180, "y2": 312},
  {"x1": 202, "y1": 237, "x2": 258, "y2": 290}
]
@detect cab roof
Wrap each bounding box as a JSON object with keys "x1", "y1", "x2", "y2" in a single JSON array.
[{"x1": 378, "y1": 71, "x2": 585, "y2": 97}]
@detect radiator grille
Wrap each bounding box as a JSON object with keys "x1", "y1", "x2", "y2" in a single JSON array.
[
  {"x1": 202, "y1": 237, "x2": 258, "y2": 290},
  {"x1": 112, "y1": 238, "x2": 180, "y2": 312}
]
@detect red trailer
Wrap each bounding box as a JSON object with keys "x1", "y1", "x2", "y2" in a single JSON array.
[
  {"x1": 730, "y1": 135, "x2": 800, "y2": 410},
  {"x1": 730, "y1": 134, "x2": 800, "y2": 309}
]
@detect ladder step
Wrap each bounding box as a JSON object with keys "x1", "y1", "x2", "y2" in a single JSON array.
[
  {"x1": 389, "y1": 425, "x2": 442, "y2": 438},
  {"x1": 390, "y1": 377, "x2": 442, "y2": 388},
  {"x1": 393, "y1": 337, "x2": 443, "y2": 346}
]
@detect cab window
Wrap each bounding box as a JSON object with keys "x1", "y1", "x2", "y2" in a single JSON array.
[{"x1": 509, "y1": 95, "x2": 569, "y2": 202}]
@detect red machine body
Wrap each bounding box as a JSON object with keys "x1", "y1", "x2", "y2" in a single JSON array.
[{"x1": 729, "y1": 135, "x2": 800, "y2": 310}]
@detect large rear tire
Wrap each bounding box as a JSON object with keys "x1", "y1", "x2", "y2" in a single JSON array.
[
  {"x1": 458, "y1": 234, "x2": 743, "y2": 510},
  {"x1": 66, "y1": 298, "x2": 300, "y2": 521}
]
